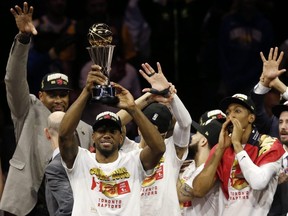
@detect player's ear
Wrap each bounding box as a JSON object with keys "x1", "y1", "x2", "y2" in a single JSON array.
[
  {"x1": 44, "y1": 128, "x2": 51, "y2": 140},
  {"x1": 248, "y1": 113, "x2": 255, "y2": 124}
]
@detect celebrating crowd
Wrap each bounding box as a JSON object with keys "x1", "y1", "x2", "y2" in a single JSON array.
[{"x1": 1, "y1": 1, "x2": 288, "y2": 216}]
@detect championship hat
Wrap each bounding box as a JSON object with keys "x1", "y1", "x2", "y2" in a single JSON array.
[
  {"x1": 93, "y1": 111, "x2": 122, "y2": 132},
  {"x1": 41, "y1": 72, "x2": 72, "y2": 91},
  {"x1": 219, "y1": 93, "x2": 255, "y2": 113}
]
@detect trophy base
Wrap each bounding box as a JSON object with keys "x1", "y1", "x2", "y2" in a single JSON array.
[
  {"x1": 90, "y1": 85, "x2": 119, "y2": 105},
  {"x1": 90, "y1": 96, "x2": 119, "y2": 104}
]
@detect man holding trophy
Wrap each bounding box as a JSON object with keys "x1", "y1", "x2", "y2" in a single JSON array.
[{"x1": 57, "y1": 53, "x2": 166, "y2": 215}]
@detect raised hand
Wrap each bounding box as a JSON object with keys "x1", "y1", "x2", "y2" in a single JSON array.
[
  {"x1": 111, "y1": 82, "x2": 135, "y2": 110},
  {"x1": 260, "y1": 47, "x2": 286, "y2": 87},
  {"x1": 218, "y1": 119, "x2": 233, "y2": 150},
  {"x1": 139, "y1": 62, "x2": 174, "y2": 99},
  {"x1": 85, "y1": 65, "x2": 107, "y2": 93},
  {"x1": 150, "y1": 84, "x2": 177, "y2": 104},
  {"x1": 229, "y1": 118, "x2": 244, "y2": 153},
  {"x1": 10, "y1": 1, "x2": 37, "y2": 35}
]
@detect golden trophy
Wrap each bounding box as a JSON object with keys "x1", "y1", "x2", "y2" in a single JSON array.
[{"x1": 87, "y1": 23, "x2": 118, "y2": 104}]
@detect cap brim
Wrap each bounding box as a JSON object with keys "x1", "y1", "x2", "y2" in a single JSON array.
[
  {"x1": 220, "y1": 97, "x2": 254, "y2": 113},
  {"x1": 41, "y1": 87, "x2": 72, "y2": 91},
  {"x1": 272, "y1": 104, "x2": 288, "y2": 118},
  {"x1": 191, "y1": 120, "x2": 204, "y2": 135},
  {"x1": 93, "y1": 119, "x2": 122, "y2": 132}
]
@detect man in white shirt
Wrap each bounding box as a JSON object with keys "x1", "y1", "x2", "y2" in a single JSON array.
[
  {"x1": 58, "y1": 65, "x2": 165, "y2": 216},
  {"x1": 118, "y1": 62, "x2": 192, "y2": 216},
  {"x1": 177, "y1": 110, "x2": 225, "y2": 216}
]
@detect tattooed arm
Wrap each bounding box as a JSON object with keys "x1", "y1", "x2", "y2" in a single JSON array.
[{"x1": 177, "y1": 178, "x2": 194, "y2": 202}]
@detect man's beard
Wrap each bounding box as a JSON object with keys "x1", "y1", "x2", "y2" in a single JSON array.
[
  {"x1": 281, "y1": 139, "x2": 288, "y2": 148},
  {"x1": 187, "y1": 142, "x2": 199, "y2": 160},
  {"x1": 280, "y1": 130, "x2": 288, "y2": 148},
  {"x1": 96, "y1": 143, "x2": 118, "y2": 158}
]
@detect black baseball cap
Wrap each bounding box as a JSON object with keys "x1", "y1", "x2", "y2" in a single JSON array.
[
  {"x1": 219, "y1": 93, "x2": 255, "y2": 114},
  {"x1": 143, "y1": 102, "x2": 172, "y2": 133},
  {"x1": 41, "y1": 72, "x2": 72, "y2": 91},
  {"x1": 191, "y1": 119, "x2": 222, "y2": 147},
  {"x1": 199, "y1": 109, "x2": 226, "y2": 126},
  {"x1": 93, "y1": 111, "x2": 122, "y2": 132},
  {"x1": 272, "y1": 101, "x2": 288, "y2": 118}
]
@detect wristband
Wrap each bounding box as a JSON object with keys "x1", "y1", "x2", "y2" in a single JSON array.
[
  {"x1": 16, "y1": 33, "x2": 31, "y2": 44},
  {"x1": 150, "y1": 86, "x2": 170, "y2": 97}
]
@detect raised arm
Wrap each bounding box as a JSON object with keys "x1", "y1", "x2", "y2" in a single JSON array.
[
  {"x1": 169, "y1": 94, "x2": 192, "y2": 158},
  {"x1": 10, "y1": 2, "x2": 38, "y2": 36},
  {"x1": 259, "y1": 47, "x2": 286, "y2": 88},
  {"x1": 139, "y1": 62, "x2": 192, "y2": 158},
  {"x1": 116, "y1": 92, "x2": 153, "y2": 126},
  {"x1": 58, "y1": 65, "x2": 106, "y2": 168},
  {"x1": 117, "y1": 62, "x2": 176, "y2": 125},
  {"x1": 270, "y1": 78, "x2": 287, "y2": 95},
  {"x1": 5, "y1": 2, "x2": 38, "y2": 118},
  {"x1": 192, "y1": 119, "x2": 232, "y2": 197},
  {"x1": 112, "y1": 82, "x2": 165, "y2": 170},
  {"x1": 251, "y1": 47, "x2": 286, "y2": 135}
]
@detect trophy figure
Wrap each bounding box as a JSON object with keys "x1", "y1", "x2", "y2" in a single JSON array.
[{"x1": 86, "y1": 23, "x2": 119, "y2": 104}]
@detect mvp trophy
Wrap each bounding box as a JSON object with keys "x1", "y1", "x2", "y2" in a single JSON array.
[{"x1": 87, "y1": 23, "x2": 119, "y2": 104}]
